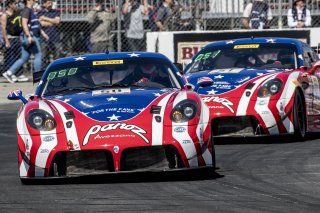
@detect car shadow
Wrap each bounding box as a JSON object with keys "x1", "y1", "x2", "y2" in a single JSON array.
[
  {"x1": 21, "y1": 168, "x2": 224, "y2": 185},
  {"x1": 213, "y1": 134, "x2": 308, "y2": 145}
]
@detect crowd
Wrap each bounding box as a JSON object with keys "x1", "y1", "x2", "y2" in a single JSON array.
[{"x1": 0, "y1": 0, "x2": 315, "y2": 83}]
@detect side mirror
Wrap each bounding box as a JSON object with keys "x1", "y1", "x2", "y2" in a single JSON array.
[
  {"x1": 194, "y1": 77, "x2": 214, "y2": 91},
  {"x1": 7, "y1": 90, "x2": 28, "y2": 104},
  {"x1": 309, "y1": 64, "x2": 320, "y2": 74}
]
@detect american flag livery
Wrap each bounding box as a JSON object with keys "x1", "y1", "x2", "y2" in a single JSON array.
[
  {"x1": 185, "y1": 37, "x2": 320, "y2": 139},
  {"x1": 12, "y1": 52, "x2": 214, "y2": 181}
]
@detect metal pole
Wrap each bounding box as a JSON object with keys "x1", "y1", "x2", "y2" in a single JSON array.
[
  {"x1": 117, "y1": 0, "x2": 122, "y2": 52},
  {"x1": 278, "y1": 0, "x2": 283, "y2": 29}
]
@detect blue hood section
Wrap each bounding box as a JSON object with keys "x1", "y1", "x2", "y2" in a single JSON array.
[
  {"x1": 50, "y1": 88, "x2": 175, "y2": 122},
  {"x1": 185, "y1": 68, "x2": 282, "y2": 95}
]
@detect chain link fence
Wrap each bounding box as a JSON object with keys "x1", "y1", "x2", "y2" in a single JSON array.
[{"x1": 0, "y1": 0, "x2": 320, "y2": 78}]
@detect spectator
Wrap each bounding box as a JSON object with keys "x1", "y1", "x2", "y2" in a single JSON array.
[
  {"x1": 287, "y1": 0, "x2": 311, "y2": 28},
  {"x1": 155, "y1": 0, "x2": 173, "y2": 31},
  {"x1": 242, "y1": 0, "x2": 272, "y2": 29},
  {"x1": 122, "y1": 0, "x2": 149, "y2": 51},
  {"x1": 2, "y1": 0, "x2": 49, "y2": 83},
  {"x1": 1, "y1": 0, "x2": 28, "y2": 82},
  {"x1": 86, "y1": 0, "x2": 116, "y2": 53},
  {"x1": 37, "y1": 0, "x2": 61, "y2": 69}
]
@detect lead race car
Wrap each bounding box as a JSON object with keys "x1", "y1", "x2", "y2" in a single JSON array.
[
  {"x1": 8, "y1": 52, "x2": 215, "y2": 182},
  {"x1": 184, "y1": 37, "x2": 320, "y2": 139}
]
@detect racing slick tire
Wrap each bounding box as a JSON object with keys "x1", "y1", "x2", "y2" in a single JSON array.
[{"x1": 293, "y1": 90, "x2": 306, "y2": 141}]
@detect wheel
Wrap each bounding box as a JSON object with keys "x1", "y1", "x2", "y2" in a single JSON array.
[
  {"x1": 211, "y1": 134, "x2": 216, "y2": 171},
  {"x1": 293, "y1": 90, "x2": 306, "y2": 141}
]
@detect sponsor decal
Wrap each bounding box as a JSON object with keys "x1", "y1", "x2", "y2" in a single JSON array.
[
  {"x1": 174, "y1": 127, "x2": 186, "y2": 133},
  {"x1": 42, "y1": 135, "x2": 55, "y2": 142},
  {"x1": 83, "y1": 123, "x2": 149, "y2": 145},
  {"x1": 40, "y1": 149, "x2": 49, "y2": 154},
  {"x1": 202, "y1": 96, "x2": 234, "y2": 113},
  {"x1": 197, "y1": 77, "x2": 213, "y2": 84},
  {"x1": 212, "y1": 84, "x2": 232, "y2": 90},
  {"x1": 234, "y1": 44, "x2": 260, "y2": 49},
  {"x1": 94, "y1": 134, "x2": 136, "y2": 140},
  {"x1": 47, "y1": 68, "x2": 78, "y2": 80},
  {"x1": 92, "y1": 60, "x2": 123, "y2": 65},
  {"x1": 92, "y1": 88, "x2": 130, "y2": 95},
  {"x1": 182, "y1": 140, "x2": 192, "y2": 144},
  {"x1": 90, "y1": 108, "x2": 136, "y2": 115},
  {"x1": 236, "y1": 76, "x2": 251, "y2": 84}
]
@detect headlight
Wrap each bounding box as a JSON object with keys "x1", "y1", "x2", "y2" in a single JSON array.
[
  {"x1": 170, "y1": 100, "x2": 198, "y2": 123},
  {"x1": 27, "y1": 109, "x2": 56, "y2": 131},
  {"x1": 258, "y1": 79, "x2": 283, "y2": 98}
]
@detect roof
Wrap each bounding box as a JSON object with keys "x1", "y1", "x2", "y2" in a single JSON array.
[
  {"x1": 50, "y1": 52, "x2": 170, "y2": 66},
  {"x1": 204, "y1": 37, "x2": 304, "y2": 49}
]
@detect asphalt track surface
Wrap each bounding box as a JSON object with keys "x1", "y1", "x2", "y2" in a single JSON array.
[{"x1": 1, "y1": 103, "x2": 320, "y2": 213}]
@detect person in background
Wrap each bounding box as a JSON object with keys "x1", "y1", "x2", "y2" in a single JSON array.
[
  {"x1": 155, "y1": 0, "x2": 173, "y2": 31},
  {"x1": 2, "y1": 0, "x2": 48, "y2": 83},
  {"x1": 287, "y1": 0, "x2": 311, "y2": 28},
  {"x1": 122, "y1": 0, "x2": 149, "y2": 51},
  {"x1": 1, "y1": 0, "x2": 28, "y2": 82},
  {"x1": 86, "y1": 0, "x2": 116, "y2": 53},
  {"x1": 37, "y1": 0, "x2": 61, "y2": 69},
  {"x1": 242, "y1": 0, "x2": 273, "y2": 29}
]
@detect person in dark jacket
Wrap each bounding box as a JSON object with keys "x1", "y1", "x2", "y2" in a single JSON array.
[{"x1": 242, "y1": 0, "x2": 273, "y2": 29}]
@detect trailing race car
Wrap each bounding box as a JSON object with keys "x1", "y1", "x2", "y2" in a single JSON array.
[
  {"x1": 184, "y1": 37, "x2": 320, "y2": 139},
  {"x1": 8, "y1": 52, "x2": 215, "y2": 183}
]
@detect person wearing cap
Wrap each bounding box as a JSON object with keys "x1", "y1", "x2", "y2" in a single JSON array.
[
  {"x1": 287, "y1": 0, "x2": 311, "y2": 28},
  {"x1": 242, "y1": 0, "x2": 273, "y2": 29}
]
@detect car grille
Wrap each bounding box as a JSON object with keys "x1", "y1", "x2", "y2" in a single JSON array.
[
  {"x1": 212, "y1": 116, "x2": 263, "y2": 136},
  {"x1": 50, "y1": 146, "x2": 182, "y2": 177}
]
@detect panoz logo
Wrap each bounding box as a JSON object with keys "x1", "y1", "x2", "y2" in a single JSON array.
[
  {"x1": 42, "y1": 136, "x2": 55, "y2": 142},
  {"x1": 174, "y1": 127, "x2": 186, "y2": 133},
  {"x1": 83, "y1": 123, "x2": 149, "y2": 145},
  {"x1": 202, "y1": 96, "x2": 234, "y2": 113}
]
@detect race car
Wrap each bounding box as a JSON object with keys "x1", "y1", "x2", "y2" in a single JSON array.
[
  {"x1": 183, "y1": 37, "x2": 320, "y2": 139},
  {"x1": 8, "y1": 52, "x2": 214, "y2": 183}
]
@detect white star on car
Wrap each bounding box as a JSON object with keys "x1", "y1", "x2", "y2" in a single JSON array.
[
  {"x1": 257, "y1": 73, "x2": 264, "y2": 76},
  {"x1": 107, "y1": 96, "x2": 118, "y2": 101},
  {"x1": 226, "y1": 40, "x2": 235, "y2": 44},
  {"x1": 63, "y1": 98, "x2": 71, "y2": 102},
  {"x1": 214, "y1": 75, "x2": 224, "y2": 79},
  {"x1": 207, "y1": 89, "x2": 217, "y2": 95},
  {"x1": 266, "y1": 39, "x2": 276, "y2": 43},
  {"x1": 74, "y1": 56, "x2": 85, "y2": 61},
  {"x1": 108, "y1": 114, "x2": 120, "y2": 121},
  {"x1": 153, "y1": 93, "x2": 161, "y2": 97},
  {"x1": 298, "y1": 54, "x2": 303, "y2": 60},
  {"x1": 138, "y1": 108, "x2": 145, "y2": 112},
  {"x1": 128, "y1": 53, "x2": 140, "y2": 57}
]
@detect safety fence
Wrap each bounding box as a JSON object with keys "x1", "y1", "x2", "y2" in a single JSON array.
[{"x1": 0, "y1": 0, "x2": 320, "y2": 77}]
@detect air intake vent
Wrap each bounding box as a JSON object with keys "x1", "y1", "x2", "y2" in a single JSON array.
[{"x1": 150, "y1": 105, "x2": 161, "y2": 114}]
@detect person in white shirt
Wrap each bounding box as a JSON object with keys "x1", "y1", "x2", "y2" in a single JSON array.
[{"x1": 287, "y1": 0, "x2": 311, "y2": 28}]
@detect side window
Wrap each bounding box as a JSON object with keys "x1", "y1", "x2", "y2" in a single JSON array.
[{"x1": 302, "y1": 45, "x2": 312, "y2": 68}]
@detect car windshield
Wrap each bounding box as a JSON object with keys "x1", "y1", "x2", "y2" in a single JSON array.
[
  {"x1": 41, "y1": 58, "x2": 181, "y2": 96},
  {"x1": 185, "y1": 43, "x2": 298, "y2": 73}
]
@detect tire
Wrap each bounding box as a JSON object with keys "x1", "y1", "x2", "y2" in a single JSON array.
[
  {"x1": 211, "y1": 135, "x2": 216, "y2": 171},
  {"x1": 293, "y1": 90, "x2": 306, "y2": 141}
]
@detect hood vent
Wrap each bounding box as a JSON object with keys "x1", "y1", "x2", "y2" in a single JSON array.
[{"x1": 150, "y1": 105, "x2": 161, "y2": 114}]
